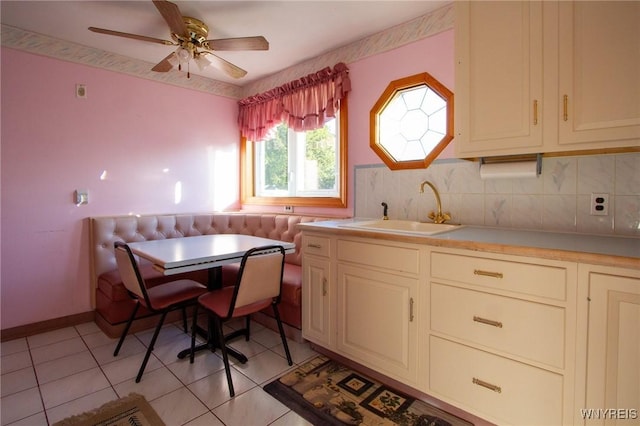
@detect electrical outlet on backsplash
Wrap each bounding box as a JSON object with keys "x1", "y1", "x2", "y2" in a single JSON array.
[{"x1": 354, "y1": 152, "x2": 640, "y2": 236}]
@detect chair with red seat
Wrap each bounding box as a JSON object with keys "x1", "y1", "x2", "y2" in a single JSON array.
[
  {"x1": 113, "y1": 241, "x2": 208, "y2": 383},
  {"x1": 189, "y1": 245, "x2": 293, "y2": 397}
]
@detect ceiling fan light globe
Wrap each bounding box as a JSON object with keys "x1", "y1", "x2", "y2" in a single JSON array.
[
  {"x1": 195, "y1": 55, "x2": 211, "y2": 71},
  {"x1": 176, "y1": 47, "x2": 191, "y2": 63}
]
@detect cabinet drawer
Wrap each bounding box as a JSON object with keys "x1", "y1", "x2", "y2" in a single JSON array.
[
  {"x1": 302, "y1": 235, "x2": 331, "y2": 257},
  {"x1": 430, "y1": 336, "x2": 563, "y2": 426},
  {"x1": 431, "y1": 283, "x2": 565, "y2": 368},
  {"x1": 337, "y1": 240, "x2": 419, "y2": 274},
  {"x1": 431, "y1": 251, "x2": 567, "y2": 300}
]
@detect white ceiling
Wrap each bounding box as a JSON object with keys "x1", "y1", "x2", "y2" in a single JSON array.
[{"x1": 1, "y1": 1, "x2": 449, "y2": 86}]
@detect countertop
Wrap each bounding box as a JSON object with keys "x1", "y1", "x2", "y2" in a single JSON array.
[{"x1": 298, "y1": 219, "x2": 640, "y2": 270}]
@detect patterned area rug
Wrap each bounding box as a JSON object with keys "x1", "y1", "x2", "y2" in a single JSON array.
[
  {"x1": 52, "y1": 393, "x2": 165, "y2": 426},
  {"x1": 265, "y1": 356, "x2": 473, "y2": 426}
]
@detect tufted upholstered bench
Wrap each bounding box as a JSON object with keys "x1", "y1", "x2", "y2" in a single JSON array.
[{"x1": 90, "y1": 213, "x2": 333, "y2": 339}]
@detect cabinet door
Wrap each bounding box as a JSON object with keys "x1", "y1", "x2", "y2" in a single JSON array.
[
  {"x1": 586, "y1": 270, "x2": 640, "y2": 425},
  {"x1": 337, "y1": 263, "x2": 418, "y2": 384},
  {"x1": 558, "y1": 2, "x2": 640, "y2": 148},
  {"x1": 301, "y1": 255, "x2": 333, "y2": 347},
  {"x1": 455, "y1": 1, "x2": 544, "y2": 156}
]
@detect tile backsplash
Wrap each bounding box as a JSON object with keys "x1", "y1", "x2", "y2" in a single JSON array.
[{"x1": 354, "y1": 152, "x2": 640, "y2": 236}]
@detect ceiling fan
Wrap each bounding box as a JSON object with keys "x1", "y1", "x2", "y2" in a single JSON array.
[{"x1": 88, "y1": 0, "x2": 268, "y2": 79}]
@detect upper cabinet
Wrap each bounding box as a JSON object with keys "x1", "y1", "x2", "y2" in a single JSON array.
[{"x1": 455, "y1": 1, "x2": 640, "y2": 158}]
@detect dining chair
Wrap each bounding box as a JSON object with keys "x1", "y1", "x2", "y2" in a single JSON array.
[
  {"x1": 189, "y1": 245, "x2": 293, "y2": 397},
  {"x1": 113, "y1": 241, "x2": 208, "y2": 383}
]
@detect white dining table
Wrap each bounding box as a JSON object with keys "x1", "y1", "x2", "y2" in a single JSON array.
[
  {"x1": 127, "y1": 234, "x2": 296, "y2": 276},
  {"x1": 126, "y1": 234, "x2": 296, "y2": 362}
]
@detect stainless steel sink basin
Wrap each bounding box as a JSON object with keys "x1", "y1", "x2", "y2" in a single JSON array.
[{"x1": 338, "y1": 220, "x2": 463, "y2": 236}]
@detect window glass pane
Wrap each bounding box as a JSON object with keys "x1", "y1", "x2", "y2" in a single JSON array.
[{"x1": 254, "y1": 118, "x2": 338, "y2": 197}]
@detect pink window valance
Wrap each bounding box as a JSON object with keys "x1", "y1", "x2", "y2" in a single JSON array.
[{"x1": 238, "y1": 62, "x2": 351, "y2": 141}]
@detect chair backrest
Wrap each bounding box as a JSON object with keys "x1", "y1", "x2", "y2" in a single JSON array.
[
  {"x1": 232, "y1": 245, "x2": 285, "y2": 314},
  {"x1": 114, "y1": 241, "x2": 150, "y2": 305}
]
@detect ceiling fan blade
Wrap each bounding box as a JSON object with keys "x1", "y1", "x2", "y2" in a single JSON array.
[
  {"x1": 89, "y1": 27, "x2": 173, "y2": 45},
  {"x1": 152, "y1": 0, "x2": 188, "y2": 37},
  {"x1": 207, "y1": 54, "x2": 247, "y2": 79},
  {"x1": 205, "y1": 36, "x2": 269, "y2": 51},
  {"x1": 151, "y1": 53, "x2": 175, "y2": 72}
]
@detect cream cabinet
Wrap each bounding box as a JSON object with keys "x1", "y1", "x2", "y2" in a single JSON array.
[
  {"x1": 578, "y1": 264, "x2": 640, "y2": 426},
  {"x1": 301, "y1": 234, "x2": 334, "y2": 348},
  {"x1": 455, "y1": 1, "x2": 640, "y2": 158},
  {"x1": 427, "y1": 248, "x2": 578, "y2": 425},
  {"x1": 336, "y1": 238, "x2": 422, "y2": 386}
]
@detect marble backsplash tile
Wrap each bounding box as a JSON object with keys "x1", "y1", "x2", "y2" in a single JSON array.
[{"x1": 354, "y1": 152, "x2": 640, "y2": 236}]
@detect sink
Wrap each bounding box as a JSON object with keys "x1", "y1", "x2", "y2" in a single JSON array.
[{"x1": 338, "y1": 220, "x2": 463, "y2": 236}]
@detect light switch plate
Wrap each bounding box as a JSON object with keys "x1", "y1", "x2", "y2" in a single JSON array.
[{"x1": 74, "y1": 189, "x2": 89, "y2": 205}]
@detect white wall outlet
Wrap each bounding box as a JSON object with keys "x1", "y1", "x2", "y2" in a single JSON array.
[
  {"x1": 284, "y1": 205, "x2": 294, "y2": 213},
  {"x1": 590, "y1": 193, "x2": 609, "y2": 216}
]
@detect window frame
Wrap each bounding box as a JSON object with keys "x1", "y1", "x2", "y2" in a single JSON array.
[{"x1": 240, "y1": 98, "x2": 348, "y2": 208}]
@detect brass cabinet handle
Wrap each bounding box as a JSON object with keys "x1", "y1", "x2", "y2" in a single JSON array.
[
  {"x1": 307, "y1": 243, "x2": 322, "y2": 249},
  {"x1": 473, "y1": 269, "x2": 503, "y2": 279},
  {"x1": 563, "y1": 95, "x2": 568, "y2": 121},
  {"x1": 322, "y1": 278, "x2": 327, "y2": 296},
  {"x1": 533, "y1": 99, "x2": 538, "y2": 125},
  {"x1": 409, "y1": 298, "x2": 414, "y2": 322},
  {"x1": 473, "y1": 315, "x2": 503, "y2": 328},
  {"x1": 473, "y1": 377, "x2": 502, "y2": 393}
]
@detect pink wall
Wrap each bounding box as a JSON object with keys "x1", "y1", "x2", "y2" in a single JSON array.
[
  {"x1": 1, "y1": 48, "x2": 239, "y2": 329},
  {"x1": 0, "y1": 29, "x2": 454, "y2": 330}
]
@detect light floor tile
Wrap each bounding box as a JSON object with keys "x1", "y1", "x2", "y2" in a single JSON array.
[
  {"x1": 269, "y1": 410, "x2": 314, "y2": 426},
  {"x1": 234, "y1": 350, "x2": 293, "y2": 385},
  {"x1": 101, "y1": 352, "x2": 162, "y2": 385},
  {"x1": 251, "y1": 328, "x2": 285, "y2": 349},
  {"x1": 39, "y1": 367, "x2": 110, "y2": 409},
  {"x1": 135, "y1": 323, "x2": 186, "y2": 348},
  {"x1": 188, "y1": 368, "x2": 256, "y2": 409},
  {"x1": 4, "y1": 410, "x2": 48, "y2": 426},
  {"x1": 226, "y1": 338, "x2": 268, "y2": 359},
  {"x1": 149, "y1": 387, "x2": 209, "y2": 426},
  {"x1": 74, "y1": 321, "x2": 101, "y2": 336},
  {"x1": 213, "y1": 386, "x2": 289, "y2": 426},
  {"x1": 81, "y1": 330, "x2": 117, "y2": 349},
  {"x1": 0, "y1": 387, "x2": 43, "y2": 425},
  {"x1": 148, "y1": 334, "x2": 193, "y2": 365},
  {"x1": 1, "y1": 367, "x2": 37, "y2": 397},
  {"x1": 30, "y1": 337, "x2": 87, "y2": 365},
  {"x1": 113, "y1": 366, "x2": 183, "y2": 402},
  {"x1": 1, "y1": 351, "x2": 32, "y2": 375},
  {"x1": 45, "y1": 388, "x2": 118, "y2": 425},
  {"x1": 271, "y1": 341, "x2": 317, "y2": 365},
  {"x1": 184, "y1": 411, "x2": 225, "y2": 426},
  {"x1": 34, "y1": 350, "x2": 97, "y2": 385},
  {"x1": 0, "y1": 338, "x2": 28, "y2": 356},
  {"x1": 90, "y1": 336, "x2": 145, "y2": 365},
  {"x1": 167, "y1": 350, "x2": 225, "y2": 385},
  {"x1": 27, "y1": 327, "x2": 79, "y2": 349}
]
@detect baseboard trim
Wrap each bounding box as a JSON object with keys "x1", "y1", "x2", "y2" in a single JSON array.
[{"x1": 1, "y1": 311, "x2": 95, "y2": 342}]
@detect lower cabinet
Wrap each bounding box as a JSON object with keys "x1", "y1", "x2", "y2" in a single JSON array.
[
  {"x1": 336, "y1": 263, "x2": 419, "y2": 385},
  {"x1": 580, "y1": 264, "x2": 640, "y2": 426},
  {"x1": 427, "y1": 248, "x2": 577, "y2": 425},
  {"x1": 301, "y1": 230, "x2": 637, "y2": 425}
]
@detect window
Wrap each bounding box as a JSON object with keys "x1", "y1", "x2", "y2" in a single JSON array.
[
  {"x1": 241, "y1": 100, "x2": 347, "y2": 208},
  {"x1": 370, "y1": 73, "x2": 453, "y2": 170}
]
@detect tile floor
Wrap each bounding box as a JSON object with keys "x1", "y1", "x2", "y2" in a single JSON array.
[{"x1": 1, "y1": 319, "x2": 317, "y2": 425}]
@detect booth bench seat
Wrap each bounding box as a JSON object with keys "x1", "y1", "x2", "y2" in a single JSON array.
[{"x1": 90, "y1": 213, "x2": 332, "y2": 339}]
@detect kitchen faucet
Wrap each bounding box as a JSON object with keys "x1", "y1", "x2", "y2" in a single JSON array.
[{"x1": 419, "y1": 180, "x2": 451, "y2": 224}]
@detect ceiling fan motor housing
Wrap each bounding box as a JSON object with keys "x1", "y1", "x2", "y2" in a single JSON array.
[{"x1": 172, "y1": 17, "x2": 209, "y2": 46}]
